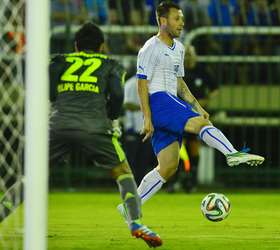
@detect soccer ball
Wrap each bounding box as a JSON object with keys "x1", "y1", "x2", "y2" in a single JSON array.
[{"x1": 201, "y1": 193, "x2": 231, "y2": 222}]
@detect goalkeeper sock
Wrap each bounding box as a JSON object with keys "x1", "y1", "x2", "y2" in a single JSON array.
[
  {"x1": 199, "y1": 125, "x2": 237, "y2": 155},
  {"x1": 117, "y1": 174, "x2": 141, "y2": 223},
  {"x1": 137, "y1": 168, "x2": 166, "y2": 204}
]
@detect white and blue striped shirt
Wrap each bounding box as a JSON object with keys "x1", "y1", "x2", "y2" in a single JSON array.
[{"x1": 136, "y1": 36, "x2": 185, "y2": 96}]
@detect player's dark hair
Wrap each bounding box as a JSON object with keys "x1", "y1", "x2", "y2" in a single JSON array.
[
  {"x1": 74, "y1": 22, "x2": 104, "y2": 52},
  {"x1": 156, "y1": 1, "x2": 181, "y2": 24}
]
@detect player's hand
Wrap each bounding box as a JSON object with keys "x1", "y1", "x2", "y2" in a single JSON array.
[
  {"x1": 141, "y1": 118, "x2": 154, "y2": 142},
  {"x1": 112, "y1": 119, "x2": 122, "y2": 138}
]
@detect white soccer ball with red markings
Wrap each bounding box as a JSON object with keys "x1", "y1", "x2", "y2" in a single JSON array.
[{"x1": 201, "y1": 193, "x2": 231, "y2": 222}]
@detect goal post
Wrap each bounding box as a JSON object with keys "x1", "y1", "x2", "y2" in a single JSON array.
[{"x1": 24, "y1": 0, "x2": 49, "y2": 250}]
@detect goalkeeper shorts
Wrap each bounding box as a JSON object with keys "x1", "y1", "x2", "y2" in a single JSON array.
[{"x1": 49, "y1": 129, "x2": 126, "y2": 169}]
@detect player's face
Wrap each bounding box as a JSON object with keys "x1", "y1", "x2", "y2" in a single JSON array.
[{"x1": 166, "y1": 8, "x2": 184, "y2": 38}]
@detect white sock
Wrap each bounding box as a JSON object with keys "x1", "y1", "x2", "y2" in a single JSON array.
[
  {"x1": 199, "y1": 125, "x2": 238, "y2": 155},
  {"x1": 137, "y1": 168, "x2": 166, "y2": 204}
]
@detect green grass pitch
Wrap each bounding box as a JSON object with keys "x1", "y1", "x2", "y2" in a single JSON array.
[{"x1": 1, "y1": 191, "x2": 280, "y2": 249}]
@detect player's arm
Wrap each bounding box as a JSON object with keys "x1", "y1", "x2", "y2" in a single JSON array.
[
  {"x1": 136, "y1": 44, "x2": 158, "y2": 141},
  {"x1": 107, "y1": 63, "x2": 125, "y2": 120},
  {"x1": 137, "y1": 78, "x2": 151, "y2": 119},
  {"x1": 137, "y1": 78, "x2": 153, "y2": 141},
  {"x1": 177, "y1": 77, "x2": 209, "y2": 119}
]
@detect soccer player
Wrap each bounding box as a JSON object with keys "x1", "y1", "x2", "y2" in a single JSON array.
[
  {"x1": 1, "y1": 22, "x2": 162, "y2": 248},
  {"x1": 117, "y1": 1, "x2": 264, "y2": 212},
  {"x1": 49, "y1": 22, "x2": 162, "y2": 247}
]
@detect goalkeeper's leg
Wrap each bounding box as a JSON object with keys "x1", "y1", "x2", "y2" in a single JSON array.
[
  {"x1": 112, "y1": 162, "x2": 162, "y2": 247},
  {"x1": 0, "y1": 177, "x2": 24, "y2": 223}
]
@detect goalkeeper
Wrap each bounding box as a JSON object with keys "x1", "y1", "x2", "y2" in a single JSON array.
[{"x1": 49, "y1": 22, "x2": 161, "y2": 248}]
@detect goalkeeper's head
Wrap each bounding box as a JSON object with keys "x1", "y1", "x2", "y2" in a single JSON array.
[{"x1": 74, "y1": 22, "x2": 105, "y2": 53}]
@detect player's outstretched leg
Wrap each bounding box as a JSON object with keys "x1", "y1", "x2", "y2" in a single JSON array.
[
  {"x1": 116, "y1": 172, "x2": 162, "y2": 247},
  {"x1": 198, "y1": 125, "x2": 265, "y2": 167}
]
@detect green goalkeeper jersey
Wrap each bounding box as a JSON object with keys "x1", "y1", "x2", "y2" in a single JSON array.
[{"x1": 49, "y1": 51, "x2": 126, "y2": 133}]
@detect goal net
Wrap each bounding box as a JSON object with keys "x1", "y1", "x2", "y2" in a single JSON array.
[{"x1": 0, "y1": 0, "x2": 25, "y2": 249}]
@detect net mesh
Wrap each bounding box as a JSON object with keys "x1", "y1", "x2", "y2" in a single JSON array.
[{"x1": 0, "y1": 0, "x2": 25, "y2": 249}]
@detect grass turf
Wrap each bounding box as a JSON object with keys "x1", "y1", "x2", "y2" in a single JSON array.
[{"x1": 1, "y1": 191, "x2": 280, "y2": 250}]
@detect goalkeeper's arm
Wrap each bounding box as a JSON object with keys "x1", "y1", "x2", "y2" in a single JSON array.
[{"x1": 106, "y1": 64, "x2": 125, "y2": 120}]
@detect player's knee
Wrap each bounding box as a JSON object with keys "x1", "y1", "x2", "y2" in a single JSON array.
[
  {"x1": 111, "y1": 161, "x2": 132, "y2": 179},
  {"x1": 197, "y1": 118, "x2": 211, "y2": 131},
  {"x1": 185, "y1": 116, "x2": 211, "y2": 134},
  {"x1": 157, "y1": 159, "x2": 179, "y2": 180}
]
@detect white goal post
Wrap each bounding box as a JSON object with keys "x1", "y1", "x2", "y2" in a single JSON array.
[
  {"x1": 24, "y1": 0, "x2": 49, "y2": 250},
  {"x1": 1, "y1": 0, "x2": 49, "y2": 249}
]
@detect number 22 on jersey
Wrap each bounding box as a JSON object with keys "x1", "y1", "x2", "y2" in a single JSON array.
[{"x1": 61, "y1": 57, "x2": 102, "y2": 83}]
